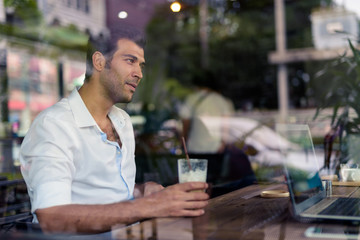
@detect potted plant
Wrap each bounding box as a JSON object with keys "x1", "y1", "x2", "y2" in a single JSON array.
[{"x1": 314, "y1": 39, "x2": 360, "y2": 172}]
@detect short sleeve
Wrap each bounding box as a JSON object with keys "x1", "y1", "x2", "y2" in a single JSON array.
[{"x1": 20, "y1": 115, "x2": 76, "y2": 213}]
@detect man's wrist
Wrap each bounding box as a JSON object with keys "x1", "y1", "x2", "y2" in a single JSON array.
[{"x1": 133, "y1": 184, "x2": 144, "y2": 198}]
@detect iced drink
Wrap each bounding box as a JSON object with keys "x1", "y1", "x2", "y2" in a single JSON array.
[{"x1": 178, "y1": 159, "x2": 207, "y2": 183}]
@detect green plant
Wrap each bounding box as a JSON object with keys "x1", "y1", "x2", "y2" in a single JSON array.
[{"x1": 314, "y1": 39, "x2": 360, "y2": 168}]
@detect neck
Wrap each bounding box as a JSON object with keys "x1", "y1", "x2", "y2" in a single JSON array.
[{"x1": 78, "y1": 81, "x2": 113, "y2": 123}]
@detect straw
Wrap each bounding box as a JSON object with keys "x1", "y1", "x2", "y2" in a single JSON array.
[{"x1": 182, "y1": 137, "x2": 192, "y2": 171}]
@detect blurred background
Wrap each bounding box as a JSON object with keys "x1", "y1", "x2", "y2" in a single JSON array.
[{"x1": 1, "y1": 0, "x2": 360, "y2": 218}]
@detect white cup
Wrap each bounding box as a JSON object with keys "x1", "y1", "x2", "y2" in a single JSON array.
[{"x1": 340, "y1": 168, "x2": 360, "y2": 182}]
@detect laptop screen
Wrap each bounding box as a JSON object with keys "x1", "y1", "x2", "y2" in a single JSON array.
[{"x1": 276, "y1": 124, "x2": 324, "y2": 207}]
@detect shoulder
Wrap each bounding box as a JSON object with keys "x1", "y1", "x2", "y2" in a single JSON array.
[
  {"x1": 207, "y1": 92, "x2": 235, "y2": 112},
  {"x1": 21, "y1": 98, "x2": 77, "y2": 152},
  {"x1": 26, "y1": 98, "x2": 75, "y2": 135},
  {"x1": 208, "y1": 92, "x2": 224, "y2": 100},
  {"x1": 209, "y1": 92, "x2": 231, "y2": 104},
  {"x1": 31, "y1": 98, "x2": 73, "y2": 128},
  {"x1": 183, "y1": 91, "x2": 204, "y2": 105}
]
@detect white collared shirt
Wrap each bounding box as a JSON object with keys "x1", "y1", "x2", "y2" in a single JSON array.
[{"x1": 20, "y1": 89, "x2": 136, "y2": 214}]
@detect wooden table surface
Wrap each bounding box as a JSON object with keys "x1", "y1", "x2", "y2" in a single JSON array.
[{"x1": 111, "y1": 183, "x2": 360, "y2": 240}]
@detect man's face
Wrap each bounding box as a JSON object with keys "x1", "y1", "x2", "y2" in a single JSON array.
[{"x1": 100, "y1": 38, "x2": 145, "y2": 103}]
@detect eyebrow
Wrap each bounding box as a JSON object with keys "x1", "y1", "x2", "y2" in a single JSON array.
[{"x1": 123, "y1": 54, "x2": 146, "y2": 67}]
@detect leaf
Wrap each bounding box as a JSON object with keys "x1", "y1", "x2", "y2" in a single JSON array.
[
  {"x1": 331, "y1": 105, "x2": 340, "y2": 126},
  {"x1": 349, "y1": 39, "x2": 360, "y2": 64}
]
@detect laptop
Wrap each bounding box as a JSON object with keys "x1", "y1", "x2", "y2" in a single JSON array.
[{"x1": 276, "y1": 123, "x2": 360, "y2": 222}]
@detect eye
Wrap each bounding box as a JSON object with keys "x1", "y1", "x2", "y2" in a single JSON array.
[{"x1": 126, "y1": 59, "x2": 135, "y2": 64}]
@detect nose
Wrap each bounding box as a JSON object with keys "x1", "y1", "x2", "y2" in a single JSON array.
[{"x1": 133, "y1": 65, "x2": 143, "y2": 80}]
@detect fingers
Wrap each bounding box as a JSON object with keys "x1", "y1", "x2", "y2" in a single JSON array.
[
  {"x1": 162, "y1": 182, "x2": 209, "y2": 201},
  {"x1": 183, "y1": 199, "x2": 209, "y2": 209},
  {"x1": 174, "y1": 182, "x2": 209, "y2": 192},
  {"x1": 183, "y1": 191, "x2": 209, "y2": 201},
  {"x1": 175, "y1": 209, "x2": 206, "y2": 217},
  {"x1": 143, "y1": 185, "x2": 209, "y2": 218},
  {"x1": 165, "y1": 200, "x2": 208, "y2": 217}
]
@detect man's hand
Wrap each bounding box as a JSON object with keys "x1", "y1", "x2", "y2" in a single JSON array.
[
  {"x1": 134, "y1": 181, "x2": 164, "y2": 198},
  {"x1": 142, "y1": 182, "x2": 209, "y2": 217},
  {"x1": 143, "y1": 181, "x2": 164, "y2": 196}
]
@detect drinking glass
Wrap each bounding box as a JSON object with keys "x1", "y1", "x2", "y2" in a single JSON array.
[{"x1": 177, "y1": 158, "x2": 207, "y2": 183}]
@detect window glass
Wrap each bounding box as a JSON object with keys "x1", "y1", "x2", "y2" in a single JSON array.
[{"x1": 0, "y1": 0, "x2": 345, "y2": 237}]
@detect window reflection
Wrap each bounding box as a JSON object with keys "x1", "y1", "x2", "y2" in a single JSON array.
[{"x1": 0, "y1": 0, "x2": 337, "y2": 238}]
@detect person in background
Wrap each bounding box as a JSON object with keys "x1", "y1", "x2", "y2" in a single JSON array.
[
  {"x1": 179, "y1": 70, "x2": 235, "y2": 155},
  {"x1": 19, "y1": 28, "x2": 209, "y2": 234},
  {"x1": 179, "y1": 70, "x2": 256, "y2": 195}
]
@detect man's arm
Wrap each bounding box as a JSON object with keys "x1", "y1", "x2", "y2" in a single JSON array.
[{"x1": 36, "y1": 182, "x2": 209, "y2": 234}]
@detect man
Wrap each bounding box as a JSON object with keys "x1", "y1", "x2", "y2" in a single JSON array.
[
  {"x1": 180, "y1": 70, "x2": 235, "y2": 154},
  {"x1": 179, "y1": 70, "x2": 256, "y2": 193},
  {"x1": 20, "y1": 29, "x2": 209, "y2": 234}
]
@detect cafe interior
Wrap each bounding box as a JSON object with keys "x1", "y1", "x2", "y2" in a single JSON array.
[{"x1": 2, "y1": 0, "x2": 360, "y2": 239}]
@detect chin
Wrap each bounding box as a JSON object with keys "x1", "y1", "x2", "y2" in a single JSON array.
[
  {"x1": 114, "y1": 93, "x2": 133, "y2": 104},
  {"x1": 120, "y1": 96, "x2": 133, "y2": 104}
]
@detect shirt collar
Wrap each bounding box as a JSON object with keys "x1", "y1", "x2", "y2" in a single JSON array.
[
  {"x1": 68, "y1": 88, "x2": 126, "y2": 129},
  {"x1": 108, "y1": 106, "x2": 126, "y2": 130},
  {"x1": 68, "y1": 88, "x2": 96, "y2": 127}
]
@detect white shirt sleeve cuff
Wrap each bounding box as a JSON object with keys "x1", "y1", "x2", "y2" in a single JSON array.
[{"x1": 32, "y1": 181, "x2": 72, "y2": 213}]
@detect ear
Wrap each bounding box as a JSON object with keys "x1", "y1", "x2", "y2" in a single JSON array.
[{"x1": 92, "y1": 51, "x2": 106, "y2": 71}]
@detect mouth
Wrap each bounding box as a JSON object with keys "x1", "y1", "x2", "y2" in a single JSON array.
[{"x1": 127, "y1": 82, "x2": 137, "y2": 92}]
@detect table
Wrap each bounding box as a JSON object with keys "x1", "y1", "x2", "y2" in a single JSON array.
[{"x1": 111, "y1": 183, "x2": 360, "y2": 240}]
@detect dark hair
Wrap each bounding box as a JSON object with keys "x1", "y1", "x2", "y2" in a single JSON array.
[
  {"x1": 192, "y1": 69, "x2": 220, "y2": 91},
  {"x1": 85, "y1": 27, "x2": 146, "y2": 81}
]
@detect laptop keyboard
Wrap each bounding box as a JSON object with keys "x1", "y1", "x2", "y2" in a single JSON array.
[{"x1": 319, "y1": 198, "x2": 360, "y2": 216}]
